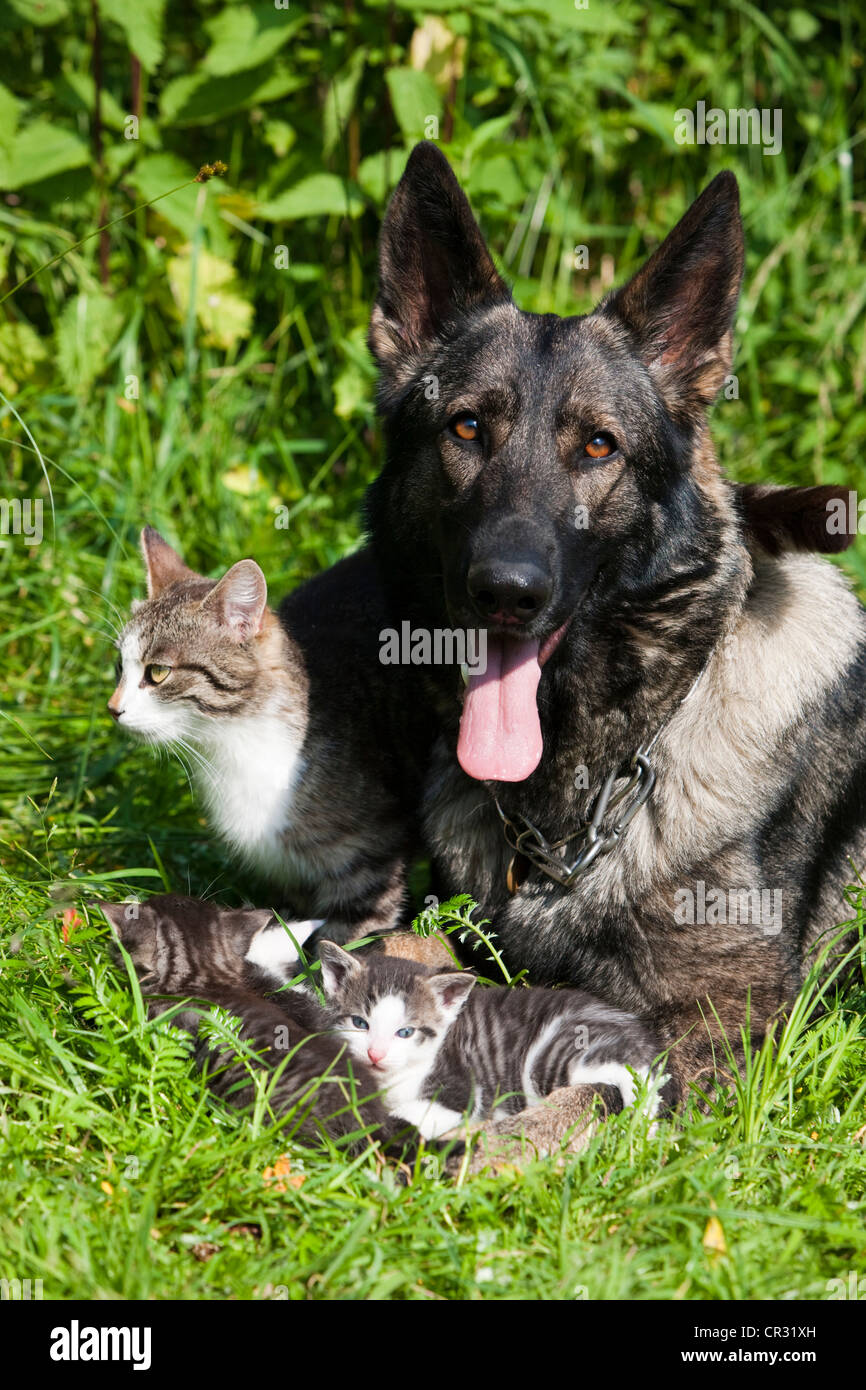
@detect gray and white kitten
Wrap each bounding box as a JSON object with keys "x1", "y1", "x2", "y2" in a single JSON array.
[
  {"x1": 319, "y1": 944, "x2": 669, "y2": 1139},
  {"x1": 99, "y1": 894, "x2": 435, "y2": 1159},
  {"x1": 109, "y1": 530, "x2": 434, "y2": 945}
]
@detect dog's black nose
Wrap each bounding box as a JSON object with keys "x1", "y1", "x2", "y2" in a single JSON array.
[{"x1": 467, "y1": 559, "x2": 552, "y2": 624}]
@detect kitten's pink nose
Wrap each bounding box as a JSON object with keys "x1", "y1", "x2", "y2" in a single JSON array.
[
  {"x1": 107, "y1": 688, "x2": 125, "y2": 720},
  {"x1": 367, "y1": 1045, "x2": 387, "y2": 1066}
]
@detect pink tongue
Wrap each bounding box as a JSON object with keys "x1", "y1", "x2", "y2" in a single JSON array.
[{"x1": 457, "y1": 637, "x2": 542, "y2": 782}]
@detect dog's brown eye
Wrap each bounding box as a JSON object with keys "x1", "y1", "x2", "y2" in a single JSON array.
[
  {"x1": 146, "y1": 664, "x2": 171, "y2": 685},
  {"x1": 451, "y1": 413, "x2": 479, "y2": 442},
  {"x1": 584, "y1": 433, "x2": 616, "y2": 460}
]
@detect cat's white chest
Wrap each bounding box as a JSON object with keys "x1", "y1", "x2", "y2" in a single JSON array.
[{"x1": 195, "y1": 716, "x2": 305, "y2": 871}]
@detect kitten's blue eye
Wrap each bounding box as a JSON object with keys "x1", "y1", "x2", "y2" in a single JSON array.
[
  {"x1": 395, "y1": 1027, "x2": 415, "y2": 1039},
  {"x1": 350, "y1": 1016, "x2": 368, "y2": 1030}
]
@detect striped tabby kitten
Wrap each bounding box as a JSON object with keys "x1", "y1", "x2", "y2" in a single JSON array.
[
  {"x1": 319, "y1": 944, "x2": 669, "y2": 1139},
  {"x1": 100, "y1": 894, "x2": 431, "y2": 1158},
  {"x1": 109, "y1": 530, "x2": 434, "y2": 945}
]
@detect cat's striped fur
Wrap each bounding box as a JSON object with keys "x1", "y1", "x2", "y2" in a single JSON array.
[
  {"x1": 100, "y1": 894, "x2": 439, "y2": 1159},
  {"x1": 319, "y1": 943, "x2": 669, "y2": 1139},
  {"x1": 109, "y1": 532, "x2": 435, "y2": 944}
]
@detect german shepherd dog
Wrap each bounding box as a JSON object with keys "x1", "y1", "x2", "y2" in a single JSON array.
[{"x1": 365, "y1": 142, "x2": 866, "y2": 1108}]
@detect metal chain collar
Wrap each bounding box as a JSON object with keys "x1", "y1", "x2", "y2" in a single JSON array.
[
  {"x1": 492, "y1": 663, "x2": 708, "y2": 893},
  {"x1": 494, "y1": 751, "x2": 656, "y2": 891}
]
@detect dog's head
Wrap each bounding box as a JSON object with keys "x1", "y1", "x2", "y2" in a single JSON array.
[{"x1": 366, "y1": 144, "x2": 846, "y2": 784}]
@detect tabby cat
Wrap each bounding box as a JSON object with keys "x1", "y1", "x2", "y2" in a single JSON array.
[
  {"x1": 318, "y1": 942, "x2": 669, "y2": 1139},
  {"x1": 100, "y1": 894, "x2": 436, "y2": 1158},
  {"x1": 109, "y1": 531, "x2": 436, "y2": 945}
]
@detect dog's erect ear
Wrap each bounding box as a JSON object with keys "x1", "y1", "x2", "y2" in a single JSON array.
[
  {"x1": 140, "y1": 527, "x2": 197, "y2": 599},
  {"x1": 601, "y1": 172, "x2": 744, "y2": 414},
  {"x1": 369, "y1": 141, "x2": 511, "y2": 376},
  {"x1": 736, "y1": 484, "x2": 856, "y2": 556}
]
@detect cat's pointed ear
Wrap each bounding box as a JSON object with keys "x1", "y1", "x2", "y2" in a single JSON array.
[
  {"x1": 427, "y1": 970, "x2": 475, "y2": 1014},
  {"x1": 318, "y1": 941, "x2": 362, "y2": 997},
  {"x1": 98, "y1": 900, "x2": 126, "y2": 932},
  {"x1": 201, "y1": 560, "x2": 268, "y2": 642},
  {"x1": 98, "y1": 900, "x2": 157, "y2": 969},
  {"x1": 600, "y1": 172, "x2": 744, "y2": 415},
  {"x1": 98, "y1": 899, "x2": 147, "y2": 933},
  {"x1": 140, "y1": 527, "x2": 197, "y2": 598},
  {"x1": 369, "y1": 141, "x2": 510, "y2": 381}
]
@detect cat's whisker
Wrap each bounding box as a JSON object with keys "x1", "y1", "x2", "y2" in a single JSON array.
[
  {"x1": 174, "y1": 737, "x2": 217, "y2": 784},
  {"x1": 200, "y1": 871, "x2": 228, "y2": 902},
  {"x1": 168, "y1": 743, "x2": 196, "y2": 799},
  {"x1": 80, "y1": 584, "x2": 127, "y2": 631}
]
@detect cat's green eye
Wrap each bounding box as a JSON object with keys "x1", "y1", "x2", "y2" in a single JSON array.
[
  {"x1": 146, "y1": 664, "x2": 172, "y2": 685},
  {"x1": 396, "y1": 1027, "x2": 415, "y2": 1039},
  {"x1": 351, "y1": 1016, "x2": 369, "y2": 1030}
]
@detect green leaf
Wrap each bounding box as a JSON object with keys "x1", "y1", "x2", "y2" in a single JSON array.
[
  {"x1": 357, "y1": 148, "x2": 410, "y2": 205},
  {"x1": 57, "y1": 71, "x2": 129, "y2": 131},
  {"x1": 167, "y1": 248, "x2": 253, "y2": 350},
  {"x1": 787, "y1": 8, "x2": 820, "y2": 42},
  {"x1": 463, "y1": 113, "x2": 518, "y2": 159},
  {"x1": 0, "y1": 319, "x2": 47, "y2": 396},
  {"x1": 257, "y1": 174, "x2": 363, "y2": 222},
  {"x1": 333, "y1": 365, "x2": 368, "y2": 419},
  {"x1": 498, "y1": 0, "x2": 633, "y2": 32},
  {"x1": 0, "y1": 82, "x2": 21, "y2": 139},
  {"x1": 385, "y1": 68, "x2": 442, "y2": 141},
  {"x1": 56, "y1": 292, "x2": 124, "y2": 394},
  {"x1": 202, "y1": 4, "x2": 305, "y2": 77},
  {"x1": 0, "y1": 121, "x2": 89, "y2": 191},
  {"x1": 99, "y1": 0, "x2": 167, "y2": 73},
  {"x1": 159, "y1": 66, "x2": 303, "y2": 127},
  {"x1": 323, "y1": 48, "x2": 367, "y2": 157},
  {"x1": 262, "y1": 119, "x2": 296, "y2": 159},
  {"x1": 6, "y1": 0, "x2": 68, "y2": 24},
  {"x1": 466, "y1": 154, "x2": 525, "y2": 206}
]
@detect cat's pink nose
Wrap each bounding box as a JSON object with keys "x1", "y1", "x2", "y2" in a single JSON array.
[{"x1": 367, "y1": 1046, "x2": 387, "y2": 1066}]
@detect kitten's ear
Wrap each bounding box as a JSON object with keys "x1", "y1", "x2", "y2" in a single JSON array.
[
  {"x1": 427, "y1": 970, "x2": 476, "y2": 1014},
  {"x1": 98, "y1": 899, "x2": 148, "y2": 934},
  {"x1": 98, "y1": 900, "x2": 125, "y2": 932},
  {"x1": 98, "y1": 900, "x2": 157, "y2": 970},
  {"x1": 600, "y1": 172, "x2": 743, "y2": 416},
  {"x1": 369, "y1": 141, "x2": 510, "y2": 382},
  {"x1": 318, "y1": 941, "x2": 363, "y2": 997},
  {"x1": 140, "y1": 527, "x2": 197, "y2": 598},
  {"x1": 201, "y1": 560, "x2": 268, "y2": 642}
]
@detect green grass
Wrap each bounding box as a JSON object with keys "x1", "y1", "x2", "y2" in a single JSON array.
[
  {"x1": 2, "y1": 1, "x2": 866, "y2": 1301},
  {"x1": 0, "y1": 874, "x2": 864, "y2": 1300}
]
